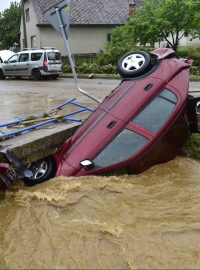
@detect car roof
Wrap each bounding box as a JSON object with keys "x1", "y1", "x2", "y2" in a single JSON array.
[{"x1": 20, "y1": 48, "x2": 60, "y2": 53}]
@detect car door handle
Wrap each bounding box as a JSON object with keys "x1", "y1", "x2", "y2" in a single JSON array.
[{"x1": 107, "y1": 120, "x2": 117, "y2": 129}]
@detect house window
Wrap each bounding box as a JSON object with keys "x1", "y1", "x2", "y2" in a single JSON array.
[
  {"x1": 132, "y1": 88, "x2": 177, "y2": 132},
  {"x1": 31, "y1": 35, "x2": 36, "y2": 48},
  {"x1": 25, "y1": 8, "x2": 30, "y2": 22},
  {"x1": 107, "y1": 33, "x2": 112, "y2": 42}
]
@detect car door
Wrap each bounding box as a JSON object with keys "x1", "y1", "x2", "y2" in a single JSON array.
[
  {"x1": 2, "y1": 54, "x2": 18, "y2": 76},
  {"x1": 15, "y1": 53, "x2": 30, "y2": 76}
]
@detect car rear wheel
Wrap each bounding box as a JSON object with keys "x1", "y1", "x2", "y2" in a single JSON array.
[
  {"x1": 0, "y1": 69, "x2": 5, "y2": 79},
  {"x1": 31, "y1": 69, "x2": 42, "y2": 80},
  {"x1": 117, "y1": 51, "x2": 151, "y2": 78},
  {"x1": 24, "y1": 156, "x2": 56, "y2": 186}
]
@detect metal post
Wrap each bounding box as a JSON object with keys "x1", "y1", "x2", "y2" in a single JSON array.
[{"x1": 55, "y1": 7, "x2": 100, "y2": 104}]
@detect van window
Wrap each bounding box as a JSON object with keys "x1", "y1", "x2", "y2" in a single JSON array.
[
  {"x1": 132, "y1": 88, "x2": 177, "y2": 132},
  {"x1": 8, "y1": 54, "x2": 18, "y2": 63},
  {"x1": 47, "y1": 52, "x2": 61, "y2": 61},
  {"x1": 31, "y1": 53, "x2": 42, "y2": 61},
  {"x1": 19, "y1": 53, "x2": 29, "y2": 62},
  {"x1": 93, "y1": 129, "x2": 148, "y2": 167}
]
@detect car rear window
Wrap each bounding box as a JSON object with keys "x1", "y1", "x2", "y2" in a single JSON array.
[
  {"x1": 132, "y1": 88, "x2": 177, "y2": 133},
  {"x1": 47, "y1": 52, "x2": 61, "y2": 61},
  {"x1": 31, "y1": 53, "x2": 42, "y2": 61},
  {"x1": 93, "y1": 129, "x2": 148, "y2": 167}
]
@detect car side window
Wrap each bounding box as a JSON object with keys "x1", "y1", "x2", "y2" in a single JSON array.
[
  {"x1": 19, "y1": 53, "x2": 29, "y2": 62},
  {"x1": 93, "y1": 129, "x2": 148, "y2": 167},
  {"x1": 132, "y1": 88, "x2": 177, "y2": 132},
  {"x1": 31, "y1": 53, "x2": 42, "y2": 61},
  {"x1": 8, "y1": 55, "x2": 18, "y2": 63}
]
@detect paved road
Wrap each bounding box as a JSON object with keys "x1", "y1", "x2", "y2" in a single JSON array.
[
  {"x1": 0, "y1": 77, "x2": 199, "y2": 122},
  {"x1": 0, "y1": 78, "x2": 120, "y2": 122}
]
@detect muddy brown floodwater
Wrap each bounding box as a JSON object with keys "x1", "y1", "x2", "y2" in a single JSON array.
[{"x1": 0, "y1": 78, "x2": 200, "y2": 269}]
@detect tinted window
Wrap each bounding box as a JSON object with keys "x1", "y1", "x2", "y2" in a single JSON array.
[
  {"x1": 47, "y1": 52, "x2": 61, "y2": 61},
  {"x1": 19, "y1": 53, "x2": 29, "y2": 62},
  {"x1": 31, "y1": 53, "x2": 42, "y2": 61},
  {"x1": 94, "y1": 129, "x2": 148, "y2": 167},
  {"x1": 132, "y1": 88, "x2": 177, "y2": 132}
]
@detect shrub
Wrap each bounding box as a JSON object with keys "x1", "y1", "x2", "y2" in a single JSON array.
[
  {"x1": 184, "y1": 133, "x2": 200, "y2": 159},
  {"x1": 191, "y1": 66, "x2": 200, "y2": 76}
]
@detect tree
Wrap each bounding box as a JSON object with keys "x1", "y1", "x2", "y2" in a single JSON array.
[
  {"x1": 0, "y1": 1, "x2": 21, "y2": 49},
  {"x1": 128, "y1": 0, "x2": 197, "y2": 51},
  {"x1": 97, "y1": 24, "x2": 137, "y2": 65},
  {"x1": 191, "y1": 0, "x2": 200, "y2": 40},
  {"x1": 100, "y1": 0, "x2": 199, "y2": 64}
]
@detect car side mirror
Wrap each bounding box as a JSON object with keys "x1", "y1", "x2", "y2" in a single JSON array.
[
  {"x1": 4, "y1": 60, "x2": 8, "y2": 64},
  {"x1": 80, "y1": 159, "x2": 94, "y2": 170}
]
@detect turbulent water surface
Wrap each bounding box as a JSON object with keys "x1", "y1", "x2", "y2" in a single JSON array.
[
  {"x1": 1, "y1": 79, "x2": 200, "y2": 269},
  {"x1": 1, "y1": 157, "x2": 200, "y2": 269}
]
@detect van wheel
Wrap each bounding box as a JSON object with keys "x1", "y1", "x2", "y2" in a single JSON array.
[
  {"x1": 31, "y1": 69, "x2": 41, "y2": 80},
  {"x1": 24, "y1": 156, "x2": 56, "y2": 186},
  {"x1": 51, "y1": 74, "x2": 59, "y2": 79},
  {"x1": 0, "y1": 69, "x2": 5, "y2": 79}
]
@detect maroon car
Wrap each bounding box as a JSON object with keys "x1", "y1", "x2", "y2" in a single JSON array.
[{"x1": 0, "y1": 48, "x2": 199, "y2": 188}]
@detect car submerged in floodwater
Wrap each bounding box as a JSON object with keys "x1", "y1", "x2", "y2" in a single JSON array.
[{"x1": 0, "y1": 48, "x2": 199, "y2": 189}]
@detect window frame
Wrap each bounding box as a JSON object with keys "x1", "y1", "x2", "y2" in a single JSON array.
[{"x1": 25, "y1": 8, "x2": 30, "y2": 22}]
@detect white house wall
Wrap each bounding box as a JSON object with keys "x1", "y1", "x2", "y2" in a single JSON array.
[
  {"x1": 156, "y1": 34, "x2": 200, "y2": 48},
  {"x1": 20, "y1": 0, "x2": 40, "y2": 49},
  {"x1": 39, "y1": 25, "x2": 113, "y2": 55}
]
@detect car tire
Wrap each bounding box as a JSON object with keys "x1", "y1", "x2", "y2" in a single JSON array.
[
  {"x1": 23, "y1": 156, "x2": 56, "y2": 186},
  {"x1": 0, "y1": 69, "x2": 5, "y2": 79},
  {"x1": 117, "y1": 51, "x2": 151, "y2": 78},
  {"x1": 51, "y1": 74, "x2": 59, "y2": 79},
  {"x1": 31, "y1": 69, "x2": 42, "y2": 80}
]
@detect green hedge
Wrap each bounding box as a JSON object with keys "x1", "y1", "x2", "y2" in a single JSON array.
[
  {"x1": 62, "y1": 46, "x2": 200, "y2": 76},
  {"x1": 63, "y1": 63, "x2": 117, "y2": 75},
  {"x1": 183, "y1": 133, "x2": 200, "y2": 159},
  {"x1": 178, "y1": 46, "x2": 200, "y2": 66},
  {"x1": 63, "y1": 62, "x2": 200, "y2": 76}
]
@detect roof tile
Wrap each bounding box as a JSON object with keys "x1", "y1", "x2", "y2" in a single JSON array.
[{"x1": 31, "y1": 0, "x2": 142, "y2": 25}]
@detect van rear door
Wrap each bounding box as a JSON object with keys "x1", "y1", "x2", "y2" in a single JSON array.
[{"x1": 47, "y1": 51, "x2": 62, "y2": 72}]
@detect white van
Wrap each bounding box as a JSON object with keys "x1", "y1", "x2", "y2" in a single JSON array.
[{"x1": 0, "y1": 47, "x2": 62, "y2": 80}]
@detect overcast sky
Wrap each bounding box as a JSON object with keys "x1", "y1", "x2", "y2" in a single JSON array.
[{"x1": 0, "y1": 0, "x2": 21, "y2": 12}]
